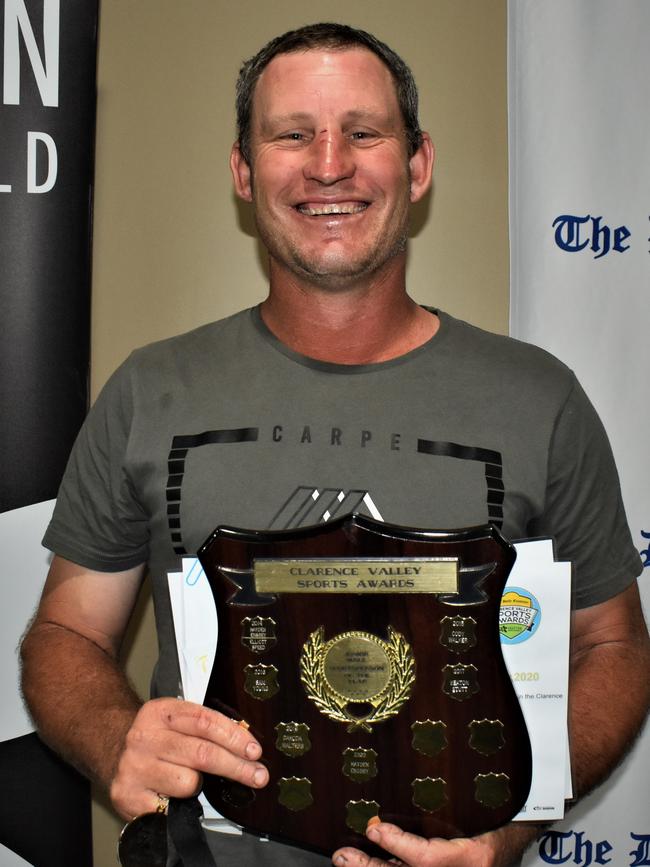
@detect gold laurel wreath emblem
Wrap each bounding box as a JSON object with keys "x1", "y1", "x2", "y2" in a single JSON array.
[{"x1": 299, "y1": 627, "x2": 416, "y2": 732}]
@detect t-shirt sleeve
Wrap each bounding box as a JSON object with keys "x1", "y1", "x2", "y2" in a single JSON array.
[
  {"x1": 528, "y1": 374, "x2": 642, "y2": 608},
  {"x1": 42, "y1": 357, "x2": 150, "y2": 571}
]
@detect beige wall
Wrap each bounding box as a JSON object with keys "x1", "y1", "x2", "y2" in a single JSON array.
[{"x1": 91, "y1": 1, "x2": 508, "y2": 863}]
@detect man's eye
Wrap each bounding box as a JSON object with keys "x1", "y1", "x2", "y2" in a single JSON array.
[
  {"x1": 280, "y1": 132, "x2": 307, "y2": 142},
  {"x1": 350, "y1": 131, "x2": 377, "y2": 142}
]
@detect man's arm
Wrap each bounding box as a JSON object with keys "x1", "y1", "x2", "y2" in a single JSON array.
[
  {"x1": 20, "y1": 555, "x2": 270, "y2": 820},
  {"x1": 332, "y1": 581, "x2": 650, "y2": 867}
]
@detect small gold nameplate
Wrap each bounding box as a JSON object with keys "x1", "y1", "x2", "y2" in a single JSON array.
[
  {"x1": 275, "y1": 722, "x2": 311, "y2": 757},
  {"x1": 254, "y1": 558, "x2": 458, "y2": 594},
  {"x1": 345, "y1": 800, "x2": 381, "y2": 834},
  {"x1": 474, "y1": 773, "x2": 511, "y2": 808},
  {"x1": 411, "y1": 720, "x2": 448, "y2": 757},
  {"x1": 278, "y1": 777, "x2": 314, "y2": 812},
  {"x1": 412, "y1": 777, "x2": 448, "y2": 813},
  {"x1": 343, "y1": 747, "x2": 378, "y2": 782}
]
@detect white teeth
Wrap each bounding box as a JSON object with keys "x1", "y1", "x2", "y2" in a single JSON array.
[{"x1": 298, "y1": 203, "x2": 367, "y2": 216}]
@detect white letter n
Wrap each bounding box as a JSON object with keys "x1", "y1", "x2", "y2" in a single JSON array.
[{"x1": 3, "y1": 0, "x2": 60, "y2": 107}]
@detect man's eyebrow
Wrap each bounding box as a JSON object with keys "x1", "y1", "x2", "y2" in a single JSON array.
[
  {"x1": 259, "y1": 108, "x2": 395, "y2": 130},
  {"x1": 342, "y1": 109, "x2": 394, "y2": 124},
  {"x1": 259, "y1": 112, "x2": 314, "y2": 130}
]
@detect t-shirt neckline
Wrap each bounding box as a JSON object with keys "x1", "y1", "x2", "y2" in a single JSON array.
[{"x1": 250, "y1": 305, "x2": 449, "y2": 375}]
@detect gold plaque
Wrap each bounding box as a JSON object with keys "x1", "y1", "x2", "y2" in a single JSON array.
[
  {"x1": 275, "y1": 722, "x2": 311, "y2": 757},
  {"x1": 442, "y1": 663, "x2": 479, "y2": 701},
  {"x1": 474, "y1": 773, "x2": 511, "y2": 808},
  {"x1": 468, "y1": 719, "x2": 505, "y2": 756},
  {"x1": 412, "y1": 777, "x2": 448, "y2": 812},
  {"x1": 342, "y1": 748, "x2": 378, "y2": 783},
  {"x1": 241, "y1": 616, "x2": 277, "y2": 653},
  {"x1": 345, "y1": 800, "x2": 380, "y2": 834},
  {"x1": 243, "y1": 663, "x2": 279, "y2": 700},
  {"x1": 278, "y1": 777, "x2": 313, "y2": 812},
  {"x1": 439, "y1": 615, "x2": 477, "y2": 652},
  {"x1": 255, "y1": 558, "x2": 458, "y2": 594},
  {"x1": 300, "y1": 626, "x2": 415, "y2": 732},
  {"x1": 411, "y1": 720, "x2": 448, "y2": 757}
]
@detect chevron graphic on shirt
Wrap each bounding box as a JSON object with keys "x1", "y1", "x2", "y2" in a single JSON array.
[
  {"x1": 165, "y1": 430, "x2": 503, "y2": 553},
  {"x1": 268, "y1": 487, "x2": 384, "y2": 529}
]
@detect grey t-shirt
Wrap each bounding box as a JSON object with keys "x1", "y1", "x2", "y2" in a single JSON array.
[{"x1": 44, "y1": 307, "x2": 641, "y2": 696}]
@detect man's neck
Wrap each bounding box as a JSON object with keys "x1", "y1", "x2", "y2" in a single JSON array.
[{"x1": 260, "y1": 264, "x2": 439, "y2": 365}]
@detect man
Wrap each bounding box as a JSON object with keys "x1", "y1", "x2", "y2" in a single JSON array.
[{"x1": 21, "y1": 22, "x2": 649, "y2": 867}]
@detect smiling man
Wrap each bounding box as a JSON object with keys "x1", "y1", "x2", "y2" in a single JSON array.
[
  {"x1": 21, "y1": 22, "x2": 649, "y2": 867},
  {"x1": 232, "y1": 39, "x2": 437, "y2": 364}
]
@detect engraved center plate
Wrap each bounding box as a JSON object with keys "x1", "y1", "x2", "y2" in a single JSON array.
[
  {"x1": 300, "y1": 627, "x2": 416, "y2": 732},
  {"x1": 323, "y1": 633, "x2": 391, "y2": 701}
]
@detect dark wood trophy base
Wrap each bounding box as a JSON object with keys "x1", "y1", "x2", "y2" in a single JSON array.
[{"x1": 198, "y1": 514, "x2": 532, "y2": 856}]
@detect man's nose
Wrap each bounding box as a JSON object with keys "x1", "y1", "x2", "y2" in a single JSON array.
[{"x1": 303, "y1": 132, "x2": 355, "y2": 184}]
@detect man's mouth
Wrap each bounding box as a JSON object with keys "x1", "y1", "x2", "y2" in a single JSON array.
[{"x1": 296, "y1": 202, "x2": 368, "y2": 216}]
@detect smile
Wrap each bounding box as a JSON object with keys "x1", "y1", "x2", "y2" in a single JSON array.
[{"x1": 296, "y1": 202, "x2": 368, "y2": 216}]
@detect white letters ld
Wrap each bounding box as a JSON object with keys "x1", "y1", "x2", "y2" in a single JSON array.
[{"x1": 0, "y1": 131, "x2": 58, "y2": 194}]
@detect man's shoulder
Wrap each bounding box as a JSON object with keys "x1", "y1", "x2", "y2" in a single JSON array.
[
  {"x1": 439, "y1": 311, "x2": 574, "y2": 387},
  {"x1": 96, "y1": 308, "x2": 261, "y2": 405},
  {"x1": 130, "y1": 307, "x2": 255, "y2": 366}
]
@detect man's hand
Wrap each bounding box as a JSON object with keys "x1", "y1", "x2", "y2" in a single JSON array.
[
  {"x1": 110, "y1": 698, "x2": 269, "y2": 820},
  {"x1": 332, "y1": 823, "x2": 499, "y2": 867}
]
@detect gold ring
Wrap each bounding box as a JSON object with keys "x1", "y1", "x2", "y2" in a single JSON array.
[{"x1": 155, "y1": 794, "x2": 169, "y2": 814}]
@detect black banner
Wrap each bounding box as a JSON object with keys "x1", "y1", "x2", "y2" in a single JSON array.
[
  {"x1": 0, "y1": 0, "x2": 97, "y2": 512},
  {"x1": 0, "y1": 2, "x2": 98, "y2": 864}
]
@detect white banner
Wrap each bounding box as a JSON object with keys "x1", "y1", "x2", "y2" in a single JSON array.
[{"x1": 508, "y1": 2, "x2": 649, "y2": 866}]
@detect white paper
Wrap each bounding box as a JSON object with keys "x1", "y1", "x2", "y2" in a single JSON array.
[
  {"x1": 0, "y1": 499, "x2": 55, "y2": 742},
  {"x1": 501, "y1": 539, "x2": 572, "y2": 820},
  {"x1": 167, "y1": 558, "x2": 216, "y2": 704},
  {"x1": 167, "y1": 559, "x2": 225, "y2": 823}
]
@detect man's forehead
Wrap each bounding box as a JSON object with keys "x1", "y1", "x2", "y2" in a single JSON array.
[{"x1": 250, "y1": 47, "x2": 400, "y2": 121}]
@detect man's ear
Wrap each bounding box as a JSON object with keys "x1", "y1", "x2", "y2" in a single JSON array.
[
  {"x1": 230, "y1": 142, "x2": 253, "y2": 202},
  {"x1": 409, "y1": 133, "x2": 435, "y2": 203}
]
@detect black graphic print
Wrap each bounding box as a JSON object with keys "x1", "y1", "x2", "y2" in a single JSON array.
[{"x1": 165, "y1": 430, "x2": 503, "y2": 555}]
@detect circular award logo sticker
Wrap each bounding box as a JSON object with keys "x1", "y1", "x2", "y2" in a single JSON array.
[{"x1": 499, "y1": 587, "x2": 541, "y2": 644}]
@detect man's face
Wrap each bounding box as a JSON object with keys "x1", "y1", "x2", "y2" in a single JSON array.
[{"x1": 231, "y1": 48, "x2": 432, "y2": 288}]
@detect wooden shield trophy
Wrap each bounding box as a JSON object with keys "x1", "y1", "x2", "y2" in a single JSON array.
[{"x1": 197, "y1": 514, "x2": 532, "y2": 855}]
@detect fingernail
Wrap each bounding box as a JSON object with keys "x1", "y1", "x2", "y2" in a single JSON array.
[
  {"x1": 334, "y1": 856, "x2": 347, "y2": 866},
  {"x1": 366, "y1": 815, "x2": 381, "y2": 829},
  {"x1": 367, "y1": 825, "x2": 380, "y2": 842},
  {"x1": 246, "y1": 741, "x2": 261, "y2": 758},
  {"x1": 238, "y1": 719, "x2": 250, "y2": 730},
  {"x1": 253, "y1": 766, "x2": 268, "y2": 786}
]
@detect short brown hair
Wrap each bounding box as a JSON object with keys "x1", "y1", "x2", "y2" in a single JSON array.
[{"x1": 236, "y1": 22, "x2": 424, "y2": 163}]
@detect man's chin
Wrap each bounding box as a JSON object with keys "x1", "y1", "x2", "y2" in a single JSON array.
[{"x1": 288, "y1": 245, "x2": 407, "y2": 289}]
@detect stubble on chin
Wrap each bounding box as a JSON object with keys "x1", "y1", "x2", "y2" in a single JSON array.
[{"x1": 255, "y1": 214, "x2": 410, "y2": 290}]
